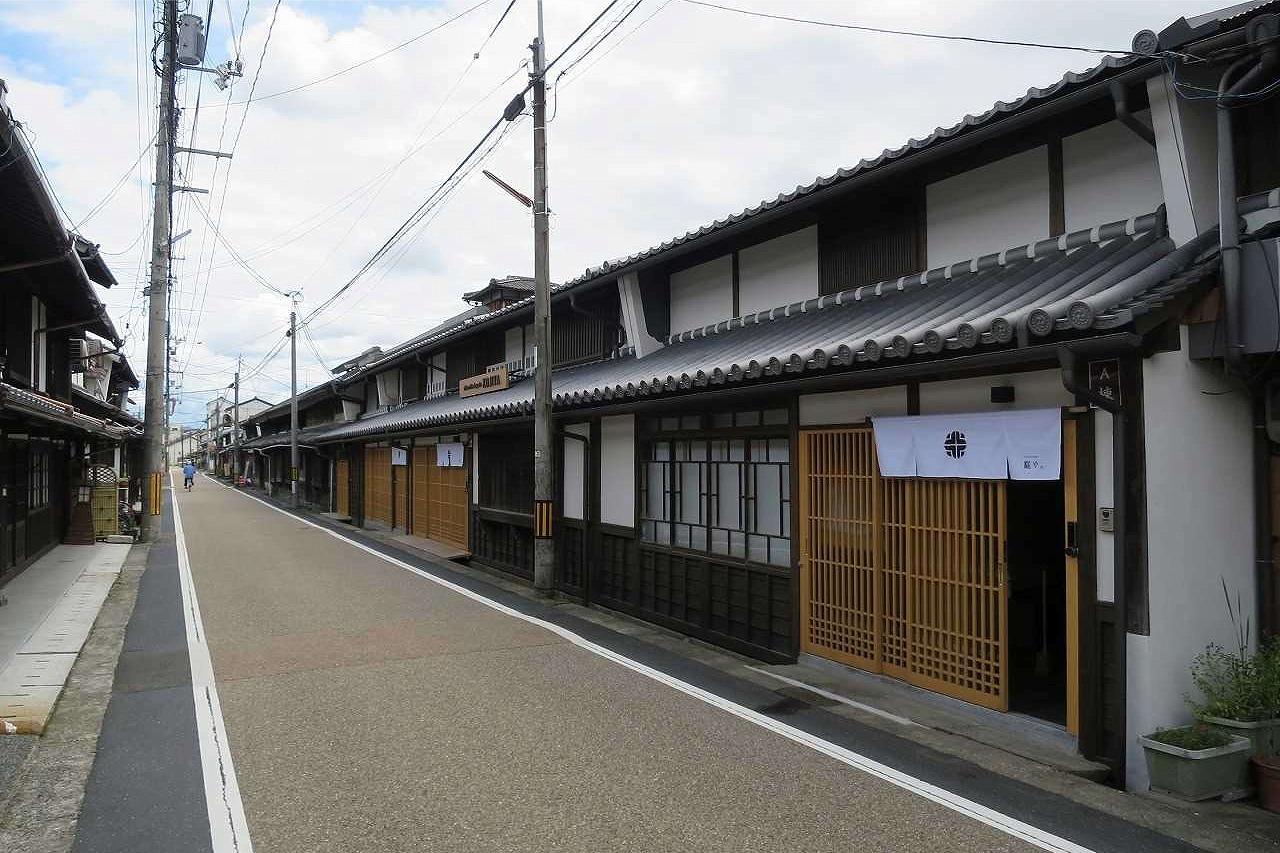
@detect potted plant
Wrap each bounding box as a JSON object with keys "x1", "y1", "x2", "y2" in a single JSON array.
[
  {"x1": 1140, "y1": 724, "x2": 1252, "y2": 801},
  {"x1": 1191, "y1": 640, "x2": 1280, "y2": 758}
]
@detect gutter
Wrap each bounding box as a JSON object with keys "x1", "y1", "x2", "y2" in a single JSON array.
[{"x1": 1216, "y1": 15, "x2": 1280, "y2": 374}]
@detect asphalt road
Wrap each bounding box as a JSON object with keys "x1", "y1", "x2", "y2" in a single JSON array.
[{"x1": 75, "y1": 476, "x2": 1204, "y2": 853}]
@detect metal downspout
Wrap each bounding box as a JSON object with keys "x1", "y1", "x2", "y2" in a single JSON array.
[{"x1": 1110, "y1": 82, "x2": 1156, "y2": 146}]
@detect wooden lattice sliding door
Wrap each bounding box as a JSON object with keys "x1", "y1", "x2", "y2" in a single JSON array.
[
  {"x1": 798, "y1": 429, "x2": 881, "y2": 671},
  {"x1": 336, "y1": 460, "x2": 350, "y2": 516},
  {"x1": 799, "y1": 427, "x2": 1010, "y2": 711},
  {"x1": 364, "y1": 447, "x2": 392, "y2": 526},
  {"x1": 410, "y1": 449, "x2": 469, "y2": 549}
]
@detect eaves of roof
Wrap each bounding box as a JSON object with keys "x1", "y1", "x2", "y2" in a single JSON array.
[
  {"x1": 310, "y1": 196, "x2": 1266, "y2": 445},
  {"x1": 326, "y1": 53, "x2": 1163, "y2": 389},
  {"x1": 1, "y1": 383, "x2": 135, "y2": 438}
]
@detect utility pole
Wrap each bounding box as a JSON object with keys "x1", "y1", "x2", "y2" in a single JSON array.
[
  {"x1": 232, "y1": 354, "x2": 241, "y2": 480},
  {"x1": 530, "y1": 0, "x2": 554, "y2": 594},
  {"x1": 140, "y1": 0, "x2": 177, "y2": 542},
  {"x1": 288, "y1": 297, "x2": 300, "y2": 509}
]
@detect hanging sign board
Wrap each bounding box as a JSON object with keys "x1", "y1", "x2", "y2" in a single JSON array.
[
  {"x1": 391, "y1": 447, "x2": 408, "y2": 466},
  {"x1": 459, "y1": 365, "x2": 509, "y2": 398},
  {"x1": 436, "y1": 442, "x2": 465, "y2": 468},
  {"x1": 872, "y1": 408, "x2": 1061, "y2": 481},
  {"x1": 1088, "y1": 358, "x2": 1122, "y2": 406}
]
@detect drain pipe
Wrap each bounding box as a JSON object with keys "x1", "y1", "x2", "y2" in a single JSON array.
[
  {"x1": 1218, "y1": 18, "x2": 1280, "y2": 374},
  {"x1": 1110, "y1": 82, "x2": 1155, "y2": 147}
]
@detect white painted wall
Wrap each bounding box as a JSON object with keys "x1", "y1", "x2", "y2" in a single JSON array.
[
  {"x1": 1127, "y1": 332, "x2": 1256, "y2": 791},
  {"x1": 600, "y1": 414, "x2": 635, "y2": 527},
  {"x1": 798, "y1": 386, "x2": 908, "y2": 426},
  {"x1": 669, "y1": 254, "x2": 732, "y2": 335},
  {"x1": 918, "y1": 370, "x2": 1072, "y2": 415},
  {"x1": 738, "y1": 226, "x2": 819, "y2": 316},
  {"x1": 563, "y1": 423, "x2": 588, "y2": 520},
  {"x1": 1095, "y1": 410, "x2": 1115, "y2": 603},
  {"x1": 504, "y1": 326, "x2": 524, "y2": 365},
  {"x1": 926, "y1": 146, "x2": 1049, "y2": 268},
  {"x1": 617, "y1": 272, "x2": 664, "y2": 358},
  {"x1": 470, "y1": 432, "x2": 480, "y2": 503},
  {"x1": 1147, "y1": 73, "x2": 1220, "y2": 245},
  {"x1": 1062, "y1": 114, "x2": 1163, "y2": 231}
]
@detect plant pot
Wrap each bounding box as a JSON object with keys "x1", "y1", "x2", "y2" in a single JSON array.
[
  {"x1": 1257, "y1": 756, "x2": 1280, "y2": 813},
  {"x1": 1140, "y1": 733, "x2": 1252, "y2": 801},
  {"x1": 1202, "y1": 716, "x2": 1280, "y2": 758}
]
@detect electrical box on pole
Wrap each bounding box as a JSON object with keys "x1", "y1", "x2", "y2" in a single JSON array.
[{"x1": 176, "y1": 14, "x2": 206, "y2": 67}]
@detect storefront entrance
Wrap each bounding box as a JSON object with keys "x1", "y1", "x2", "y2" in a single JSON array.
[
  {"x1": 410, "y1": 446, "x2": 469, "y2": 550},
  {"x1": 335, "y1": 459, "x2": 350, "y2": 516},
  {"x1": 798, "y1": 416, "x2": 1079, "y2": 724},
  {"x1": 364, "y1": 446, "x2": 392, "y2": 527}
]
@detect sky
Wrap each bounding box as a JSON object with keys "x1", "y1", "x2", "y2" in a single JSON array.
[{"x1": 0, "y1": 0, "x2": 1221, "y2": 425}]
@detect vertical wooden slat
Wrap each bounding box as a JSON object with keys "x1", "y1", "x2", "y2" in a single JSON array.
[{"x1": 1064, "y1": 418, "x2": 1081, "y2": 735}]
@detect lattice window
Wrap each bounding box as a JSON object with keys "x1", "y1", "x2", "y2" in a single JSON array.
[{"x1": 639, "y1": 412, "x2": 790, "y2": 568}]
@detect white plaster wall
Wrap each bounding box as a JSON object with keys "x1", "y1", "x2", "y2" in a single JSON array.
[
  {"x1": 470, "y1": 432, "x2": 480, "y2": 503},
  {"x1": 504, "y1": 326, "x2": 523, "y2": 365},
  {"x1": 563, "y1": 423, "x2": 588, "y2": 520},
  {"x1": 617, "y1": 272, "x2": 664, "y2": 358},
  {"x1": 798, "y1": 386, "x2": 908, "y2": 426},
  {"x1": 1147, "y1": 73, "x2": 1220, "y2": 244},
  {"x1": 1126, "y1": 334, "x2": 1256, "y2": 791},
  {"x1": 738, "y1": 226, "x2": 819, "y2": 316},
  {"x1": 1062, "y1": 115, "x2": 1163, "y2": 231},
  {"x1": 926, "y1": 147, "x2": 1049, "y2": 268},
  {"x1": 917, "y1": 370, "x2": 1072, "y2": 415},
  {"x1": 1095, "y1": 410, "x2": 1116, "y2": 603},
  {"x1": 669, "y1": 254, "x2": 733, "y2": 335},
  {"x1": 600, "y1": 415, "x2": 635, "y2": 527}
]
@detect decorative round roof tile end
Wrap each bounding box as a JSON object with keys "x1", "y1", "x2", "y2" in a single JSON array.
[
  {"x1": 1027, "y1": 309, "x2": 1054, "y2": 337},
  {"x1": 1067, "y1": 301, "x2": 1094, "y2": 330},
  {"x1": 922, "y1": 330, "x2": 944, "y2": 354},
  {"x1": 956, "y1": 324, "x2": 978, "y2": 349},
  {"x1": 990, "y1": 318, "x2": 1013, "y2": 344},
  {"x1": 862, "y1": 340, "x2": 881, "y2": 362},
  {"x1": 890, "y1": 336, "x2": 912, "y2": 359}
]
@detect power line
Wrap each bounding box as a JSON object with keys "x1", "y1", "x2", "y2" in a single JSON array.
[
  {"x1": 680, "y1": 0, "x2": 1141, "y2": 56},
  {"x1": 72, "y1": 130, "x2": 160, "y2": 231},
  {"x1": 204, "y1": 0, "x2": 495, "y2": 109}
]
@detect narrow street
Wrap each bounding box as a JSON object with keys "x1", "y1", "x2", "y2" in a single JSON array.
[{"x1": 69, "y1": 476, "x2": 1207, "y2": 853}]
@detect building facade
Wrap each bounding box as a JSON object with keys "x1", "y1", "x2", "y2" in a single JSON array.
[
  {"x1": 249, "y1": 6, "x2": 1280, "y2": 793},
  {"x1": 0, "y1": 79, "x2": 139, "y2": 580}
]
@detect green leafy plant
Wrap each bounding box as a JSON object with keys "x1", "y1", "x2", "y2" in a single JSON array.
[
  {"x1": 1149, "y1": 724, "x2": 1234, "y2": 751},
  {"x1": 1186, "y1": 579, "x2": 1280, "y2": 722}
]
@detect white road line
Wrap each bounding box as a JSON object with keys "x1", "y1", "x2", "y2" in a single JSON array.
[
  {"x1": 743, "y1": 665, "x2": 922, "y2": 727},
  {"x1": 213, "y1": 479, "x2": 1096, "y2": 853},
  {"x1": 170, "y1": 472, "x2": 254, "y2": 853}
]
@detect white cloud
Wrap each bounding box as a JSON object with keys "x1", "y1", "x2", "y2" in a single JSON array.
[{"x1": 0, "y1": 0, "x2": 1218, "y2": 421}]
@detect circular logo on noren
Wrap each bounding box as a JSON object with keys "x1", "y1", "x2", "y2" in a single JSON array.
[{"x1": 944, "y1": 430, "x2": 967, "y2": 459}]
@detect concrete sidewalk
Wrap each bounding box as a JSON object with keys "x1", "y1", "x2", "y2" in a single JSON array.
[{"x1": 0, "y1": 543, "x2": 131, "y2": 734}]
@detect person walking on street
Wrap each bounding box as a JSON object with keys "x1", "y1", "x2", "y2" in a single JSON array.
[{"x1": 182, "y1": 462, "x2": 197, "y2": 491}]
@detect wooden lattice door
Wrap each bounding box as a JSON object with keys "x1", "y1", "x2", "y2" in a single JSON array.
[
  {"x1": 364, "y1": 447, "x2": 392, "y2": 526},
  {"x1": 799, "y1": 428, "x2": 1010, "y2": 711},
  {"x1": 336, "y1": 460, "x2": 350, "y2": 516},
  {"x1": 799, "y1": 429, "x2": 881, "y2": 671}
]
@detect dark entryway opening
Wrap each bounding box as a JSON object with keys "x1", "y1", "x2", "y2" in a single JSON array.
[{"x1": 1006, "y1": 479, "x2": 1067, "y2": 725}]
